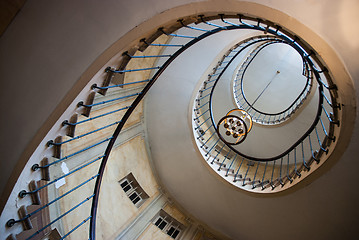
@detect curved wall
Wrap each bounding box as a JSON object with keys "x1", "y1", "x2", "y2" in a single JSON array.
[{"x1": 0, "y1": 0, "x2": 358, "y2": 239}]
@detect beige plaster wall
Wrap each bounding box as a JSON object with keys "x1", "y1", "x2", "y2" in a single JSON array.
[
  {"x1": 56, "y1": 157, "x2": 99, "y2": 240},
  {"x1": 124, "y1": 34, "x2": 170, "y2": 86},
  {"x1": 61, "y1": 98, "x2": 143, "y2": 157},
  {"x1": 96, "y1": 136, "x2": 159, "y2": 240},
  {"x1": 137, "y1": 224, "x2": 174, "y2": 240},
  {"x1": 56, "y1": 136, "x2": 160, "y2": 240},
  {"x1": 47, "y1": 40, "x2": 160, "y2": 237},
  {"x1": 163, "y1": 204, "x2": 188, "y2": 226},
  {"x1": 137, "y1": 204, "x2": 190, "y2": 240}
]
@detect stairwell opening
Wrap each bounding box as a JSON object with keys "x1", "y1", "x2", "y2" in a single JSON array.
[{"x1": 1, "y1": 2, "x2": 356, "y2": 240}]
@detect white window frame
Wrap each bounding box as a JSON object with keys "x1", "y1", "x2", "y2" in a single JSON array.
[
  {"x1": 119, "y1": 173, "x2": 149, "y2": 207},
  {"x1": 152, "y1": 210, "x2": 184, "y2": 239}
]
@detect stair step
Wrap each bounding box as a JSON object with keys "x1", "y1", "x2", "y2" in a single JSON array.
[
  {"x1": 15, "y1": 180, "x2": 51, "y2": 239},
  {"x1": 28, "y1": 180, "x2": 41, "y2": 205},
  {"x1": 18, "y1": 206, "x2": 33, "y2": 230},
  {"x1": 223, "y1": 168, "x2": 235, "y2": 176},
  {"x1": 233, "y1": 177, "x2": 250, "y2": 183}
]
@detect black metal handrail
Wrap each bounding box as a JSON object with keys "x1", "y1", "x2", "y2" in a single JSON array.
[
  {"x1": 189, "y1": 17, "x2": 338, "y2": 194},
  {"x1": 194, "y1": 20, "x2": 340, "y2": 190},
  {"x1": 205, "y1": 25, "x2": 329, "y2": 162},
  {"x1": 233, "y1": 41, "x2": 313, "y2": 123},
  {"x1": 90, "y1": 14, "x2": 339, "y2": 238},
  {"x1": 3, "y1": 13, "x2": 340, "y2": 240}
]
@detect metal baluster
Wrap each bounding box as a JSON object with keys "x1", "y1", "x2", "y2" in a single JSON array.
[
  {"x1": 92, "y1": 79, "x2": 151, "y2": 90},
  {"x1": 59, "y1": 216, "x2": 92, "y2": 240},
  {"x1": 211, "y1": 144, "x2": 225, "y2": 164},
  {"x1": 199, "y1": 15, "x2": 225, "y2": 29},
  {"x1": 261, "y1": 161, "x2": 268, "y2": 190},
  {"x1": 106, "y1": 66, "x2": 161, "y2": 73},
  {"x1": 286, "y1": 153, "x2": 293, "y2": 183},
  {"x1": 200, "y1": 131, "x2": 216, "y2": 148},
  {"x1": 219, "y1": 14, "x2": 240, "y2": 27},
  {"x1": 32, "y1": 138, "x2": 112, "y2": 171},
  {"x1": 205, "y1": 139, "x2": 219, "y2": 156},
  {"x1": 252, "y1": 163, "x2": 260, "y2": 189},
  {"x1": 308, "y1": 134, "x2": 319, "y2": 163},
  {"x1": 321, "y1": 90, "x2": 339, "y2": 108},
  {"x1": 226, "y1": 154, "x2": 238, "y2": 176},
  {"x1": 294, "y1": 147, "x2": 301, "y2": 177},
  {"x1": 270, "y1": 160, "x2": 277, "y2": 189},
  {"x1": 218, "y1": 150, "x2": 232, "y2": 171},
  {"x1": 194, "y1": 101, "x2": 209, "y2": 112},
  {"x1": 49, "y1": 121, "x2": 121, "y2": 146},
  {"x1": 78, "y1": 92, "x2": 141, "y2": 108},
  {"x1": 123, "y1": 51, "x2": 172, "y2": 58},
  {"x1": 279, "y1": 157, "x2": 284, "y2": 186},
  {"x1": 25, "y1": 195, "x2": 95, "y2": 240},
  {"x1": 242, "y1": 163, "x2": 251, "y2": 186},
  {"x1": 140, "y1": 38, "x2": 183, "y2": 47},
  {"x1": 159, "y1": 27, "x2": 196, "y2": 39},
  {"x1": 315, "y1": 126, "x2": 328, "y2": 153},
  {"x1": 319, "y1": 117, "x2": 335, "y2": 141},
  {"x1": 234, "y1": 157, "x2": 245, "y2": 182},
  {"x1": 194, "y1": 116, "x2": 211, "y2": 130},
  {"x1": 21, "y1": 156, "x2": 103, "y2": 198},
  {"x1": 322, "y1": 104, "x2": 339, "y2": 125},
  {"x1": 196, "y1": 92, "x2": 211, "y2": 101},
  {"x1": 301, "y1": 141, "x2": 310, "y2": 170},
  {"x1": 63, "y1": 106, "x2": 130, "y2": 127},
  {"x1": 194, "y1": 108, "x2": 210, "y2": 120},
  {"x1": 201, "y1": 83, "x2": 214, "y2": 92},
  {"x1": 178, "y1": 19, "x2": 208, "y2": 32},
  {"x1": 238, "y1": 14, "x2": 254, "y2": 27},
  {"x1": 197, "y1": 124, "x2": 213, "y2": 139},
  {"x1": 7, "y1": 174, "x2": 98, "y2": 227}
]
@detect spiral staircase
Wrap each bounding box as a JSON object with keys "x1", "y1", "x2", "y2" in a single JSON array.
[{"x1": 0, "y1": 1, "x2": 358, "y2": 240}]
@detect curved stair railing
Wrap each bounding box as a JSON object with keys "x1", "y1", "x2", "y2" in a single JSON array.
[
  {"x1": 4, "y1": 14, "x2": 340, "y2": 240},
  {"x1": 233, "y1": 41, "x2": 314, "y2": 125},
  {"x1": 192, "y1": 18, "x2": 339, "y2": 192},
  {"x1": 193, "y1": 43, "x2": 337, "y2": 190}
]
